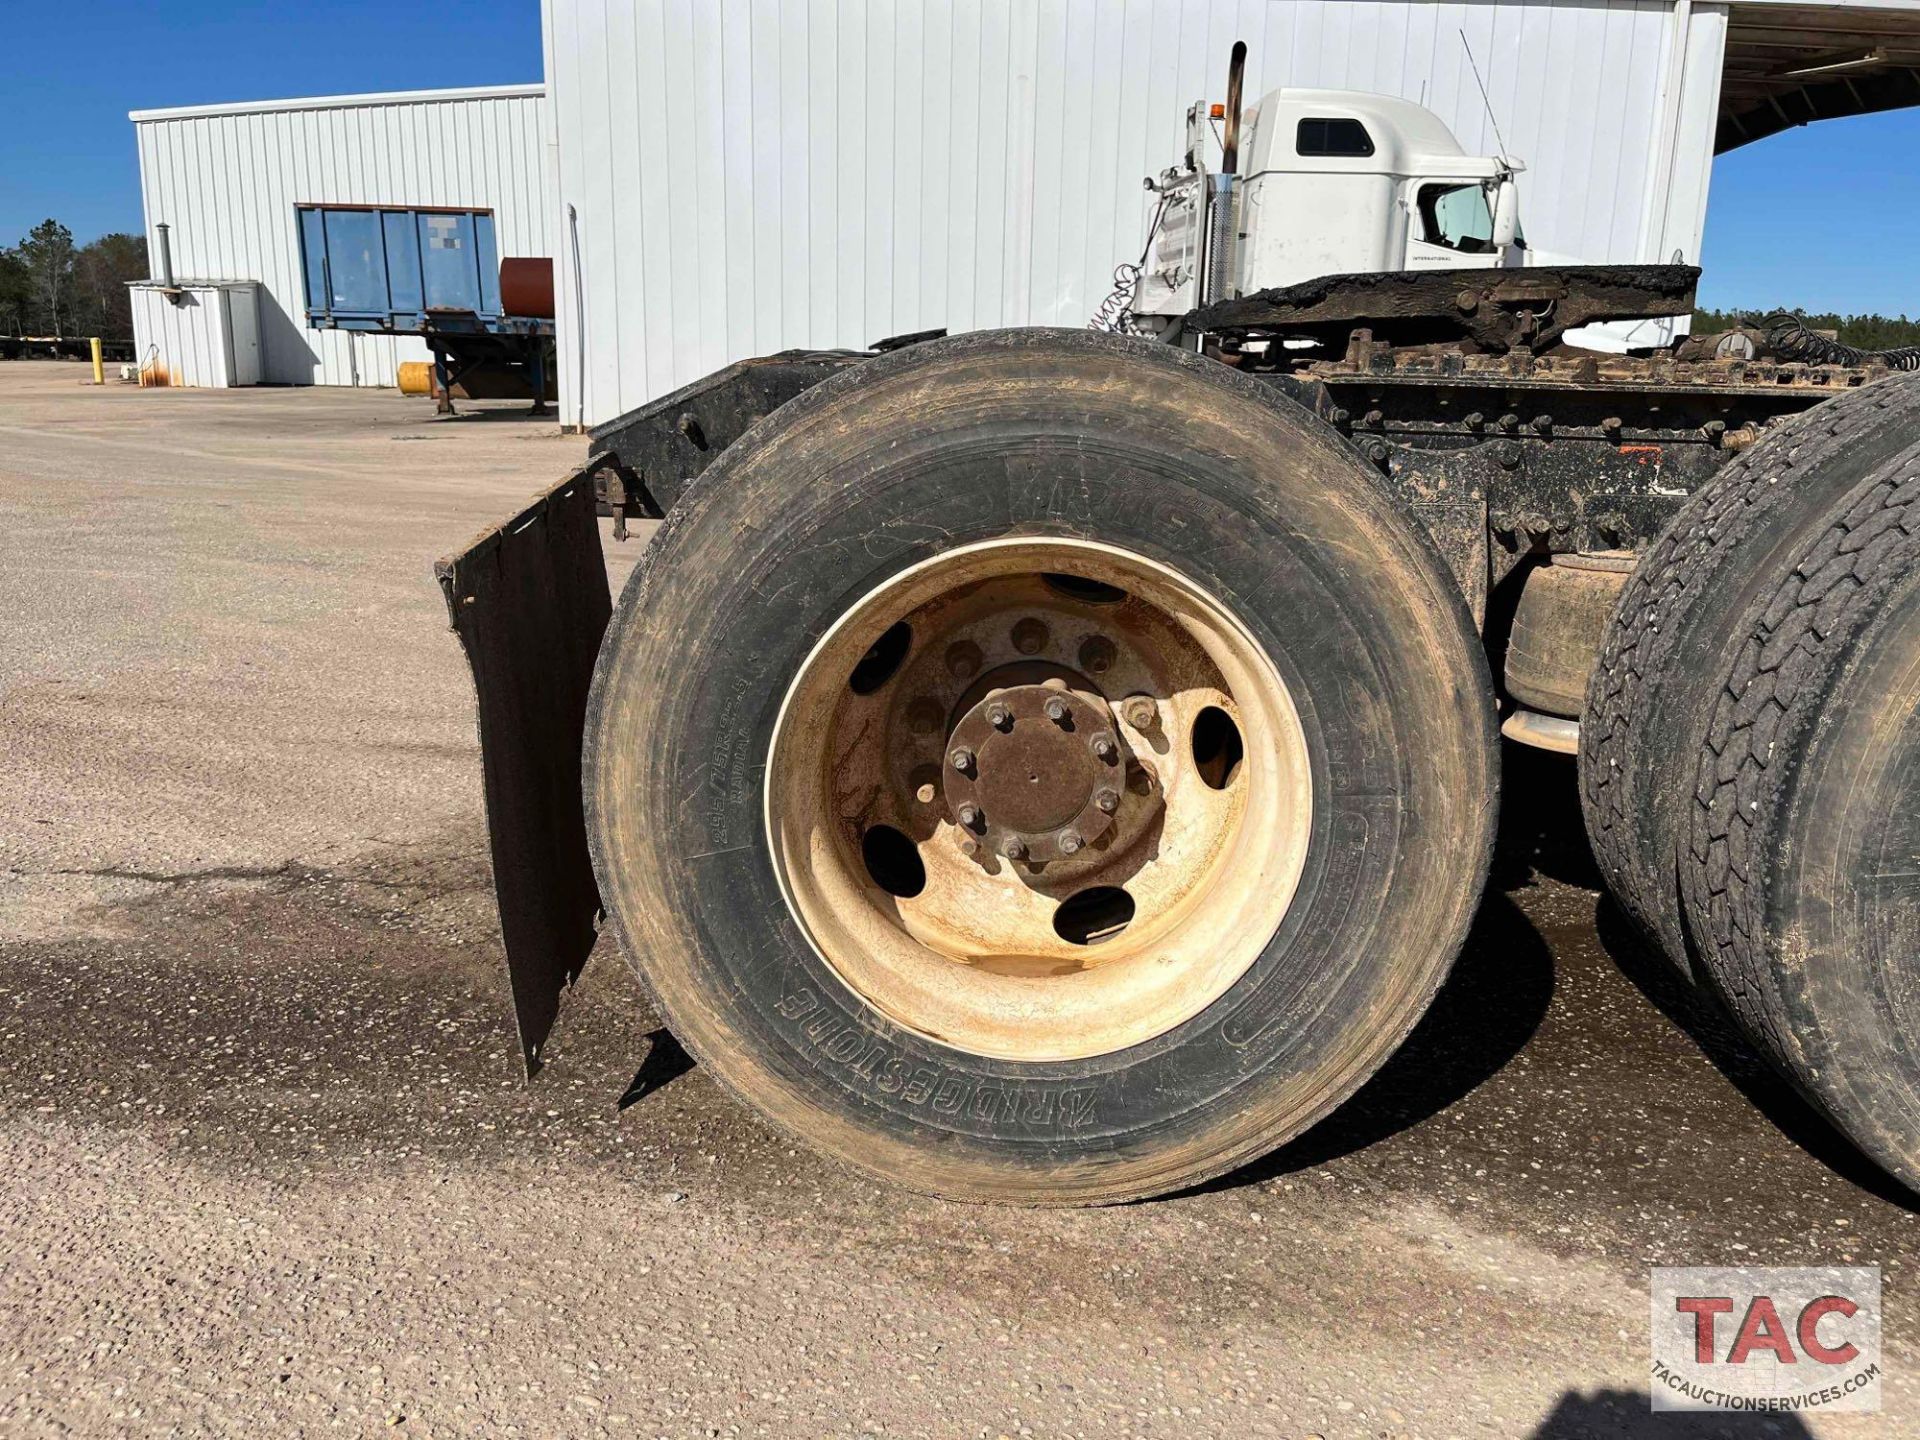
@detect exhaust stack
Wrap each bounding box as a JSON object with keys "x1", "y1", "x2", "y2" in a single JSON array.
[{"x1": 1204, "y1": 42, "x2": 1247, "y2": 307}]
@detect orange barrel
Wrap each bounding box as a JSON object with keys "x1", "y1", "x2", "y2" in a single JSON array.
[{"x1": 500, "y1": 257, "x2": 555, "y2": 320}]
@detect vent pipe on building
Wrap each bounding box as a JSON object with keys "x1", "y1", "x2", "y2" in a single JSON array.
[{"x1": 155, "y1": 223, "x2": 176, "y2": 288}]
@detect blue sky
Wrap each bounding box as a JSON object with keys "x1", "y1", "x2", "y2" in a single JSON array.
[
  {"x1": 1, "y1": 1, "x2": 542, "y2": 246},
  {"x1": 1700, "y1": 107, "x2": 1920, "y2": 317},
  {"x1": 3, "y1": 2, "x2": 1914, "y2": 317}
]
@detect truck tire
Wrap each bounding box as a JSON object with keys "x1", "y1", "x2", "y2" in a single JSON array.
[
  {"x1": 584, "y1": 328, "x2": 1497, "y2": 1204},
  {"x1": 1580, "y1": 372, "x2": 1920, "y2": 976},
  {"x1": 1679, "y1": 440, "x2": 1920, "y2": 1190}
]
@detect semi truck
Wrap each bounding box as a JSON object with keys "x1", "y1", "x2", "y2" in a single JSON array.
[{"x1": 439, "y1": 46, "x2": 1920, "y2": 1205}]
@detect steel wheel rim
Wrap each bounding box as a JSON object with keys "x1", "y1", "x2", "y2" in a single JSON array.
[{"x1": 765, "y1": 537, "x2": 1313, "y2": 1062}]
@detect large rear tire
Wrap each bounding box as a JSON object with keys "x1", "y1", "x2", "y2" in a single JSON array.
[
  {"x1": 585, "y1": 329, "x2": 1497, "y2": 1204},
  {"x1": 1580, "y1": 373, "x2": 1920, "y2": 975},
  {"x1": 1678, "y1": 439, "x2": 1920, "y2": 1191}
]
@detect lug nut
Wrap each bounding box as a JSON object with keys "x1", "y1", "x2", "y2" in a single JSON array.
[
  {"x1": 1059, "y1": 830, "x2": 1084, "y2": 855},
  {"x1": 906, "y1": 697, "x2": 943, "y2": 735},
  {"x1": 988, "y1": 702, "x2": 1013, "y2": 730},
  {"x1": 949, "y1": 746, "x2": 974, "y2": 772},
  {"x1": 958, "y1": 835, "x2": 979, "y2": 856},
  {"x1": 1121, "y1": 695, "x2": 1155, "y2": 730},
  {"x1": 1091, "y1": 734, "x2": 1117, "y2": 762},
  {"x1": 1095, "y1": 788, "x2": 1120, "y2": 813},
  {"x1": 1003, "y1": 837, "x2": 1028, "y2": 861},
  {"x1": 945, "y1": 641, "x2": 982, "y2": 680},
  {"x1": 957, "y1": 803, "x2": 983, "y2": 829},
  {"x1": 1078, "y1": 636, "x2": 1116, "y2": 675},
  {"x1": 1045, "y1": 696, "x2": 1070, "y2": 724},
  {"x1": 1011, "y1": 618, "x2": 1049, "y2": 655}
]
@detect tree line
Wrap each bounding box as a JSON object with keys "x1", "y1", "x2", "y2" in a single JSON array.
[
  {"x1": 1694, "y1": 307, "x2": 1920, "y2": 350},
  {"x1": 0, "y1": 220, "x2": 149, "y2": 341}
]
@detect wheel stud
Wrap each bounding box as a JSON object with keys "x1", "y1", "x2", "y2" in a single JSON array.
[
  {"x1": 1091, "y1": 734, "x2": 1117, "y2": 762},
  {"x1": 945, "y1": 641, "x2": 982, "y2": 680},
  {"x1": 1121, "y1": 695, "x2": 1156, "y2": 730},
  {"x1": 1044, "y1": 696, "x2": 1070, "y2": 724},
  {"x1": 987, "y1": 702, "x2": 1013, "y2": 730},
  {"x1": 957, "y1": 803, "x2": 983, "y2": 829},
  {"x1": 1003, "y1": 837, "x2": 1028, "y2": 861},
  {"x1": 949, "y1": 746, "x2": 975, "y2": 772},
  {"x1": 1059, "y1": 830, "x2": 1084, "y2": 855},
  {"x1": 1012, "y1": 618, "x2": 1049, "y2": 655},
  {"x1": 1095, "y1": 788, "x2": 1119, "y2": 813}
]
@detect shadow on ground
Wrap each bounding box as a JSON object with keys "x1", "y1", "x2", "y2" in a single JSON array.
[
  {"x1": 1203, "y1": 888, "x2": 1554, "y2": 1188},
  {"x1": 1596, "y1": 899, "x2": 1920, "y2": 1213},
  {"x1": 619, "y1": 1028, "x2": 695, "y2": 1109},
  {"x1": 1204, "y1": 736, "x2": 1919, "y2": 1216},
  {"x1": 1531, "y1": 1389, "x2": 1816, "y2": 1437}
]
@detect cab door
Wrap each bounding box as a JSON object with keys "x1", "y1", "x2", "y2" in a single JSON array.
[{"x1": 1404, "y1": 181, "x2": 1506, "y2": 270}]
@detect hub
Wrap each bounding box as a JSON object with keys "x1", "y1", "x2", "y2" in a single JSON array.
[{"x1": 943, "y1": 680, "x2": 1123, "y2": 863}]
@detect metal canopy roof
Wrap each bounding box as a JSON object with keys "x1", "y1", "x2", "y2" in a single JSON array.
[{"x1": 1720, "y1": 2, "x2": 1920, "y2": 150}]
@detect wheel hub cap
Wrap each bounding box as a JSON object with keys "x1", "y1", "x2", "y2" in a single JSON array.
[{"x1": 944, "y1": 679, "x2": 1123, "y2": 861}]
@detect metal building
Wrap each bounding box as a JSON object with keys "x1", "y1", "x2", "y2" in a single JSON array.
[
  {"x1": 543, "y1": 0, "x2": 1920, "y2": 430},
  {"x1": 130, "y1": 84, "x2": 551, "y2": 388}
]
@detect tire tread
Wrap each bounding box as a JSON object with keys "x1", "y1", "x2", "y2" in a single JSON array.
[
  {"x1": 1580, "y1": 374, "x2": 1920, "y2": 966},
  {"x1": 1680, "y1": 451, "x2": 1920, "y2": 1072}
]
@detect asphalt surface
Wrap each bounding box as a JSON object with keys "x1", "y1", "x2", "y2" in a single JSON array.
[{"x1": 1, "y1": 360, "x2": 1915, "y2": 1438}]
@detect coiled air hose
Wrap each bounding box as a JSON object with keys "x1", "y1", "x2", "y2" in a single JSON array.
[{"x1": 1762, "y1": 312, "x2": 1920, "y2": 371}]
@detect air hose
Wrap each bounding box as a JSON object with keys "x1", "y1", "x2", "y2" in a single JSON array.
[{"x1": 1762, "y1": 312, "x2": 1920, "y2": 371}]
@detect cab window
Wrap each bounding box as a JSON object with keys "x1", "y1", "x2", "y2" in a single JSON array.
[
  {"x1": 1296, "y1": 118, "x2": 1375, "y2": 158},
  {"x1": 1418, "y1": 183, "x2": 1495, "y2": 253}
]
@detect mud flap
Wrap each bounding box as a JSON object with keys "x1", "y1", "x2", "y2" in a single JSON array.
[{"x1": 436, "y1": 470, "x2": 611, "y2": 1075}]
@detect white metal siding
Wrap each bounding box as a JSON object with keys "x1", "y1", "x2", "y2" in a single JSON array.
[
  {"x1": 129, "y1": 283, "x2": 263, "y2": 388},
  {"x1": 545, "y1": 0, "x2": 1723, "y2": 428},
  {"x1": 131, "y1": 86, "x2": 552, "y2": 388}
]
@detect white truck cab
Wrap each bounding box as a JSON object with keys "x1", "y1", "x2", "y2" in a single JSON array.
[{"x1": 1134, "y1": 87, "x2": 1524, "y2": 327}]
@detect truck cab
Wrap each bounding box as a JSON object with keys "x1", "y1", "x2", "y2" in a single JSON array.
[{"x1": 1134, "y1": 88, "x2": 1523, "y2": 327}]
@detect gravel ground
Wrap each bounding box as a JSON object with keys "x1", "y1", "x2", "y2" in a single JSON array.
[{"x1": 1, "y1": 361, "x2": 1915, "y2": 1438}]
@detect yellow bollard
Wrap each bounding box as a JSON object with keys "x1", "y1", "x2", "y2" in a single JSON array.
[{"x1": 90, "y1": 337, "x2": 104, "y2": 386}]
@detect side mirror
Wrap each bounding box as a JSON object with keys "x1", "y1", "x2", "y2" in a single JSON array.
[
  {"x1": 1490, "y1": 175, "x2": 1524, "y2": 267},
  {"x1": 1490, "y1": 176, "x2": 1521, "y2": 250}
]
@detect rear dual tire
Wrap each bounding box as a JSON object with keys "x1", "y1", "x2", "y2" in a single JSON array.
[
  {"x1": 1581, "y1": 371, "x2": 1920, "y2": 1191},
  {"x1": 1679, "y1": 441, "x2": 1920, "y2": 1191},
  {"x1": 585, "y1": 329, "x2": 1498, "y2": 1203},
  {"x1": 1580, "y1": 374, "x2": 1920, "y2": 974}
]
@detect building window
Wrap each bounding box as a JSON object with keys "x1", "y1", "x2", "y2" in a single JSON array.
[{"x1": 1296, "y1": 118, "x2": 1375, "y2": 157}]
